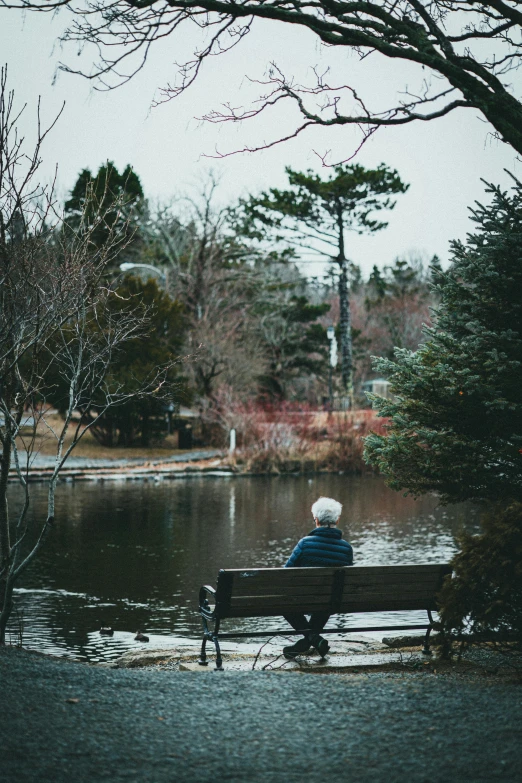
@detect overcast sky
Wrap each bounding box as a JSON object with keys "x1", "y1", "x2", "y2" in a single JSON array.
[{"x1": 2, "y1": 9, "x2": 522, "y2": 278}]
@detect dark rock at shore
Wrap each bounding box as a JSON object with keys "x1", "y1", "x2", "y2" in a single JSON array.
[{"x1": 382, "y1": 634, "x2": 442, "y2": 648}]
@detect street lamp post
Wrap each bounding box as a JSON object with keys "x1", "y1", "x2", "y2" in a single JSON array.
[
  {"x1": 119, "y1": 262, "x2": 169, "y2": 290},
  {"x1": 326, "y1": 325, "x2": 338, "y2": 410}
]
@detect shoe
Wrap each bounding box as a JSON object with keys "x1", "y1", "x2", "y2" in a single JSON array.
[
  {"x1": 309, "y1": 634, "x2": 330, "y2": 658},
  {"x1": 283, "y1": 638, "x2": 312, "y2": 658}
]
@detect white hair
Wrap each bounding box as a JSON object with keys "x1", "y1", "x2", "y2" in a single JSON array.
[{"x1": 311, "y1": 497, "x2": 343, "y2": 526}]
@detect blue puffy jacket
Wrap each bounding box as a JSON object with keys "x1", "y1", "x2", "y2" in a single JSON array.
[{"x1": 285, "y1": 526, "x2": 353, "y2": 568}]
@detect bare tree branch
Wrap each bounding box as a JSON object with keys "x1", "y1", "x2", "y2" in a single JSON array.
[
  {"x1": 3, "y1": 0, "x2": 522, "y2": 156},
  {"x1": 0, "y1": 70, "x2": 183, "y2": 642}
]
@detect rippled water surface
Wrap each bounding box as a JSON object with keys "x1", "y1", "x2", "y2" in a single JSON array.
[{"x1": 8, "y1": 475, "x2": 480, "y2": 661}]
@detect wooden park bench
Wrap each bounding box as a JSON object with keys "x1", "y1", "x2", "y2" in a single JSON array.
[{"x1": 198, "y1": 563, "x2": 452, "y2": 669}]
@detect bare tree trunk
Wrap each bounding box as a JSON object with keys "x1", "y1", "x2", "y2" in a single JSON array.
[
  {"x1": 336, "y1": 203, "x2": 354, "y2": 406},
  {"x1": 338, "y1": 259, "x2": 353, "y2": 405},
  {"x1": 0, "y1": 438, "x2": 12, "y2": 642},
  {"x1": 0, "y1": 580, "x2": 14, "y2": 644}
]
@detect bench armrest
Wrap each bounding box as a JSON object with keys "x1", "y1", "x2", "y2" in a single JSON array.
[{"x1": 199, "y1": 585, "x2": 217, "y2": 619}]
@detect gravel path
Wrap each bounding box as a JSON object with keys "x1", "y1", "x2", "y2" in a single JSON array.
[{"x1": 2, "y1": 646, "x2": 521, "y2": 783}]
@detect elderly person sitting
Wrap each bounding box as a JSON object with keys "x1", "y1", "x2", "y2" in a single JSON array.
[{"x1": 282, "y1": 496, "x2": 353, "y2": 659}]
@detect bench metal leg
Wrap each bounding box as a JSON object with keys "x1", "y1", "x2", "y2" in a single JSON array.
[
  {"x1": 422, "y1": 609, "x2": 434, "y2": 656},
  {"x1": 199, "y1": 614, "x2": 210, "y2": 666},
  {"x1": 199, "y1": 614, "x2": 225, "y2": 670},
  {"x1": 213, "y1": 635, "x2": 224, "y2": 671},
  {"x1": 212, "y1": 620, "x2": 224, "y2": 671},
  {"x1": 198, "y1": 637, "x2": 208, "y2": 666}
]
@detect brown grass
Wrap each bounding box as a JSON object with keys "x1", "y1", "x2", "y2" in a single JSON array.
[{"x1": 15, "y1": 414, "x2": 185, "y2": 462}]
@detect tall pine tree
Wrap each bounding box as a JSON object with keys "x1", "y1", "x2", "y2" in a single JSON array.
[
  {"x1": 365, "y1": 180, "x2": 522, "y2": 647},
  {"x1": 236, "y1": 164, "x2": 408, "y2": 403},
  {"x1": 364, "y1": 180, "x2": 522, "y2": 505}
]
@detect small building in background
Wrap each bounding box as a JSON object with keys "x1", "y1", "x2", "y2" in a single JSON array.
[
  {"x1": 361, "y1": 378, "x2": 393, "y2": 401},
  {"x1": 170, "y1": 405, "x2": 199, "y2": 449}
]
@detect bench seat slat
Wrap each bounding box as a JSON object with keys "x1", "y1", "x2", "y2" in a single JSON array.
[
  {"x1": 229, "y1": 589, "x2": 438, "y2": 607},
  {"x1": 228, "y1": 568, "x2": 449, "y2": 590},
  {"x1": 342, "y1": 576, "x2": 445, "y2": 587},
  {"x1": 232, "y1": 572, "x2": 443, "y2": 584},
  {"x1": 231, "y1": 583, "x2": 443, "y2": 600},
  {"x1": 335, "y1": 571, "x2": 447, "y2": 583},
  {"x1": 343, "y1": 583, "x2": 444, "y2": 596},
  {"x1": 232, "y1": 584, "x2": 336, "y2": 598},
  {"x1": 232, "y1": 576, "x2": 445, "y2": 595},
  {"x1": 225, "y1": 578, "x2": 442, "y2": 600},
  {"x1": 341, "y1": 592, "x2": 438, "y2": 605},
  {"x1": 225, "y1": 598, "x2": 438, "y2": 618},
  {"x1": 233, "y1": 575, "x2": 335, "y2": 587},
  {"x1": 229, "y1": 594, "x2": 334, "y2": 607},
  {"x1": 224, "y1": 564, "x2": 448, "y2": 577}
]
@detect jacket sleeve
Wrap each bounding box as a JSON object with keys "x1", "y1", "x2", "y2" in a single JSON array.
[{"x1": 284, "y1": 540, "x2": 303, "y2": 568}]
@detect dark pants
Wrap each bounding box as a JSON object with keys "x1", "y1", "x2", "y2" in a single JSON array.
[{"x1": 283, "y1": 612, "x2": 330, "y2": 639}]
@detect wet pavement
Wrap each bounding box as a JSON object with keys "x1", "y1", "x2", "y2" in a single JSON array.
[{"x1": 108, "y1": 634, "x2": 410, "y2": 672}]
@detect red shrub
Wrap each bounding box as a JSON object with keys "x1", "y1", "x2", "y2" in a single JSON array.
[{"x1": 203, "y1": 387, "x2": 389, "y2": 473}]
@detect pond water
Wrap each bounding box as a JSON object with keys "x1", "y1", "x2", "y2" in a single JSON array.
[{"x1": 8, "y1": 474, "x2": 480, "y2": 662}]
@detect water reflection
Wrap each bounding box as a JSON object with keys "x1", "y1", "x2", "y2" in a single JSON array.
[
  {"x1": 8, "y1": 475, "x2": 480, "y2": 661},
  {"x1": 229, "y1": 484, "x2": 236, "y2": 530}
]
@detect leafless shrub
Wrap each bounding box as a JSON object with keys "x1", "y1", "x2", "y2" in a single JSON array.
[{"x1": 0, "y1": 68, "x2": 178, "y2": 643}]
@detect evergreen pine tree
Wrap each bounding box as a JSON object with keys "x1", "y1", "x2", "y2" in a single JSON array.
[
  {"x1": 65, "y1": 162, "x2": 145, "y2": 250},
  {"x1": 236, "y1": 164, "x2": 408, "y2": 402},
  {"x1": 257, "y1": 295, "x2": 331, "y2": 399},
  {"x1": 364, "y1": 180, "x2": 522, "y2": 504},
  {"x1": 366, "y1": 264, "x2": 387, "y2": 301},
  {"x1": 430, "y1": 254, "x2": 443, "y2": 283},
  {"x1": 437, "y1": 500, "x2": 522, "y2": 648}
]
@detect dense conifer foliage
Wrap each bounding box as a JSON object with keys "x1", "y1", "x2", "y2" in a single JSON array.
[
  {"x1": 47, "y1": 276, "x2": 187, "y2": 447},
  {"x1": 364, "y1": 180, "x2": 522, "y2": 504},
  {"x1": 365, "y1": 180, "x2": 522, "y2": 647},
  {"x1": 438, "y1": 501, "x2": 522, "y2": 649}
]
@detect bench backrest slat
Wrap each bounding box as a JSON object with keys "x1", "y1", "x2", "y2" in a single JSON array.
[{"x1": 214, "y1": 564, "x2": 451, "y2": 619}]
